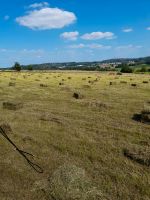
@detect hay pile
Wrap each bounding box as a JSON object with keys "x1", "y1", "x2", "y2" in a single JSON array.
[
  {"x1": 47, "y1": 164, "x2": 106, "y2": 200},
  {"x1": 133, "y1": 105, "x2": 150, "y2": 124},
  {"x1": 82, "y1": 85, "x2": 91, "y2": 89},
  {"x1": 131, "y1": 83, "x2": 137, "y2": 87},
  {"x1": 73, "y1": 92, "x2": 84, "y2": 99},
  {"x1": 59, "y1": 82, "x2": 64, "y2": 86},
  {"x1": 40, "y1": 83, "x2": 48, "y2": 87},
  {"x1": 3, "y1": 102, "x2": 23, "y2": 110},
  {"x1": 9, "y1": 82, "x2": 16, "y2": 86},
  {"x1": 123, "y1": 147, "x2": 150, "y2": 167},
  {"x1": 120, "y1": 81, "x2": 127, "y2": 84},
  {"x1": 143, "y1": 81, "x2": 149, "y2": 84},
  {"x1": 0, "y1": 123, "x2": 13, "y2": 134},
  {"x1": 141, "y1": 106, "x2": 150, "y2": 124}
]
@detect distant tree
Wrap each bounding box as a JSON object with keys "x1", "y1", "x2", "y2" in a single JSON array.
[
  {"x1": 12, "y1": 62, "x2": 21, "y2": 71},
  {"x1": 120, "y1": 64, "x2": 133, "y2": 73},
  {"x1": 140, "y1": 66, "x2": 147, "y2": 72},
  {"x1": 27, "y1": 65, "x2": 33, "y2": 71}
]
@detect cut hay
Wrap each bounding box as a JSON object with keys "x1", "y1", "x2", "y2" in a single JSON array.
[
  {"x1": 109, "y1": 82, "x2": 116, "y2": 85},
  {"x1": 40, "y1": 83, "x2": 48, "y2": 88},
  {"x1": 0, "y1": 123, "x2": 13, "y2": 134},
  {"x1": 40, "y1": 114, "x2": 62, "y2": 125},
  {"x1": 88, "y1": 100, "x2": 108, "y2": 110},
  {"x1": 59, "y1": 82, "x2": 64, "y2": 86},
  {"x1": 9, "y1": 82, "x2": 16, "y2": 86},
  {"x1": 123, "y1": 147, "x2": 150, "y2": 167},
  {"x1": 47, "y1": 164, "x2": 106, "y2": 200},
  {"x1": 60, "y1": 86, "x2": 71, "y2": 92},
  {"x1": 73, "y1": 92, "x2": 84, "y2": 99},
  {"x1": 131, "y1": 83, "x2": 137, "y2": 87},
  {"x1": 117, "y1": 72, "x2": 122, "y2": 75},
  {"x1": 141, "y1": 106, "x2": 150, "y2": 124},
  {"x1": 120, "y1": 81, "x2": 127, "y2": 84},
  {"x1": 82, "y1": 85, "x2": 91, "y2": 89},
  {"x1": 143, "y1": 81, "x2": 149, "y2": 84},
  {"x1": 133, "y1": 105, "x2": 150, "y2": 124},
  {"x1": 3, "y1": 102, "x2": 23, "y2": 110},
  {"x1": 10, "y1": 78, "x2": 16, "y2": 81}
]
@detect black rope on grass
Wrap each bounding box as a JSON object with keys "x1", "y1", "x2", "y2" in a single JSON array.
[{"x1": 0, "y1": 126, "x2": 43, "y2": 174}]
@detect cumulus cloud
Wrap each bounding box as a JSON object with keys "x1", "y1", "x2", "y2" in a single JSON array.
[
  {"x1": 69, "y1": 43, "x2": 111, "y2": 49},
  {"x1": 28, "y1": 2, "x2": 49, "y2": 9},
  {"x1": 60, "y1": 31, "x2": 79, "y2": 40},
  {"x1": 147, "y1": 27, "x2": 150, "y2": 30},
  {"x1": 122, "y1": 28, "x2": 133, "y2": 32},
  {"x1": 81, "y1": 32, "x2": 115, "y2": 40},
  {"x1": 16, "y1": 7, "x2": 77, "y2": 30}
]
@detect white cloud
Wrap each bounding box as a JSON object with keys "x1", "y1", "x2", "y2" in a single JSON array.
[
  {"x1": 4, "y1": 15, "x2": 10, "y2": 20},
  {"x1": 116, "y1": 45, "x2": 142, "y2": 50},
  {"x1": 87, "y1": 44, "x2": 112, "y2": 49},
  {"x1": 60, "y1": 31, "x2": 79, "y2": 41},
  {"x1": 0, "y1": 48, "x2": 7, "y2": 52},
  {"x1": 69, "y1": 44, "x2": 85, "y2": 49},
  {"x1": 28, "y1": 2, "x2": 49, "y2": 9},
  {"x1": 147, "y1": 27, "x2": 150, "y2": 30},
  {"x1": 122, "y1": 28, "x2": 133, "y2": 32},
  {"x1": 16, "y1": 7, "x2": 77, "y2": 30},
  {"x1": 69, "y1": 43, "x2": 112, "y2": 50},
  {"x1": 81, "y1": 32, "x2": 115, "y2": 40}
]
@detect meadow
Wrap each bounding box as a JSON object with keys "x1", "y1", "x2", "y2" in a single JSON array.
[{"x1": 0, "y1": 71, "x2": 150, "y2": 200}]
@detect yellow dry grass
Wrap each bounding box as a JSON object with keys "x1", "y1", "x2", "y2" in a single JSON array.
[{"x1": 0, "y1": 71, "x2": 150, "y2": 200}]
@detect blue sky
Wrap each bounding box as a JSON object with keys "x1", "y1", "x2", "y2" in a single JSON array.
[{"x1": 0, "y1": 0, "x2": 150, "y2": 67}]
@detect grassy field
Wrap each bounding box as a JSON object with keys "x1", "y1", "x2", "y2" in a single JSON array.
[{"x1": 0, "y1": 71, "x2": 150, "y2": 200}]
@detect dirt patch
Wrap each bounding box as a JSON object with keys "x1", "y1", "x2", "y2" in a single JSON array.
[
  {"x1": 123, "y1": 147, "x2": 150, "y2": 167},
  {"x1": 3, "y1": 102, "x2": 23, "y2": 110}
]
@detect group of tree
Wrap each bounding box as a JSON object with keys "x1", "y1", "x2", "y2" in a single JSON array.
[
  {"x1": 12, "y1": 62, "x2": 33, "y2": 71},
  {"x1": 120, "y1": 64, "x2": 133, "y2": 73}
]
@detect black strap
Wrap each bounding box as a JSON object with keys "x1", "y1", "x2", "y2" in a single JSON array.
[{"x1": 0, "y1": 127, "x2": 43, "y2": 173}]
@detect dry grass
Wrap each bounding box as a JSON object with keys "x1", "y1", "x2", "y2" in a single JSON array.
[
  {"x1": 0, "y1": 71, "x2": 150, "y2": 200},
  {"x1": 123, "y1": 146, "x2": 150, "y2": 167}
]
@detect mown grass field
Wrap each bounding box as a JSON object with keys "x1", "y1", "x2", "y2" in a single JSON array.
[{"x1": 0, "y1": 71, "x2": 150, "y2": 200}]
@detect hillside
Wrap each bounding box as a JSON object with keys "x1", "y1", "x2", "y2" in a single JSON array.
[{"x1": 20, "y1": 56, "x2": 150, "y2": 70}]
